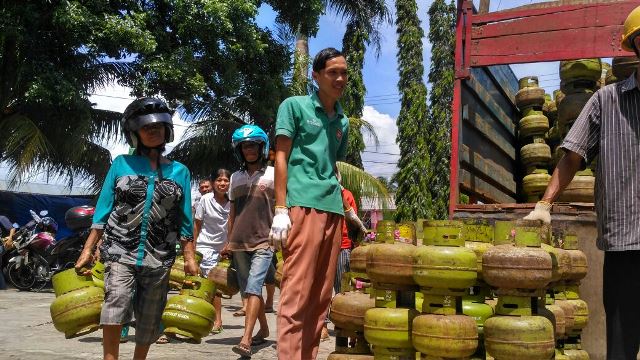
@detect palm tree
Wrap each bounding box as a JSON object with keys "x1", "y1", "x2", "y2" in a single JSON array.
[{"x1": 394, "y1": 0, "x2": 433, "y2": 221}]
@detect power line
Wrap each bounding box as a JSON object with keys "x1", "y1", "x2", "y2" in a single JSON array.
[
  {"x1": 90, "y1": 93, "x2": 134, "y2": 100},
  {"x1": 367, "y1": 100, "x2": 402, "y2": 106},
  {"x1": 363, "y1": 150, "x2": 400, "y2": 156},
  {"x1": 363, "y1": 159, "x2": 399, "y2": 165}
]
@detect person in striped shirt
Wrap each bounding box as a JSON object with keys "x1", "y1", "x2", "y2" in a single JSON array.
[{"x1": 525, "y1": 6, "x2": 640, "y2": 358}]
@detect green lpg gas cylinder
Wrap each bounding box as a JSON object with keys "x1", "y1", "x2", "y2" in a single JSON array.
[
  {"x1": 412, "y1": 314, "x2": 478, "y2": 358},
  {"x1": 162, "y1": 276, "x2": 216, "y2": 343},
  {"x1": 423, "y1": 220, "x2": 462, "y2": 245},
  {"x1": 375, "y1": 220, "x2": 397, "y2": 243},
  {"x1": 540, "y1": 243, "x2": 572, "y2": 284},
  {"x1": 482, "y1": 244, "x2": 552, "y2": 291},
  {"x1": 541, "y1": 299, "x2": 566, "y2": 340},
  {"x1": 397, "y1": 222, "x2": 416, "y2": 245},
  {"x1": 412, "y1": 244, "x2": 477, "y2": 292},
  {"x1": 350, "y1": 244, "x2": 369, "y2": 273},
  {"x1": 465, "y1": 240, "x2": 493, "y2": 279},
  {"x1": 515, "y1": 77, "x2": 546, "y2": 109},
  {"x1": 169, "y1": 251, "x2": 203, "y2": 290},
  {"x1": 207, "y1": 258, "x2": 240, "y2": 296},
  {"x1": 560, "y1": 59, "x2": 602, "y2": 84},
  {"x1": 364, "y1": 307, "x2": 418, "y2": 352},
  {"x1": 91, "y1": 261, "x2": 105, "y2": 289},
  {"x1": 519, "y1": 111, "x2": 550, "y2": 140},
  {"x1": 462, "y1": 298, "x2": 494, "y2": 335},
  {"x1": 50, "y1": 269, "x2": 104, "y2": 339},
  {"x1": 366, "y1": 243, "x2": 417, "y2": 289},
  {"x1": 484, "y1": 315, "x2": 555, "y2": 360},
  {"x1": 493, "y1": 221, "x2": 515, "y2": 245},
  {"x1": 563, "y1": 349, "x2": 590, "y2": 360},
  {"x1": 52, "y1": 267, "x2": 95, "y2": 297},
  {"x1": 566, "y1": 299, "x2": 589, "y2": 335},
  {"x1": 329, "y1": 291, "x2": 375, "y2": 332},
  {"x1": 180, "y1": 275, "x2": 216, "y2": 302}
]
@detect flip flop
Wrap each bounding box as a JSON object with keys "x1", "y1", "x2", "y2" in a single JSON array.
[
  {"x1": 155, "y1": 335, "x2": 170, "y2": 344},
  {"x1": 233, "y1": 309, "x2": 246, "y2": 317},
  {"x1": 232, "y1": 343, "x2": 252, "y2": 358},
  {"x1": 211, "y1": 325, "x2": 223, "y2": 334}
]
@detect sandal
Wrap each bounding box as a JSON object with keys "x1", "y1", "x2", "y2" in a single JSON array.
[
  {"x1": 233, "y1": 309, "x2": 246, "y2": 317},
  {"x1": 155, "y1": 334, "x2": 170, "y2": 344},
  {"x1": 232, "y1": 343, "x2": 252, "y2": 358},
  {"x1": 264, "y1": 306, "x2": 274, "y2": 313},
  {"x1": 211, "y1": 324, "x2": 223, "y2": 334}
]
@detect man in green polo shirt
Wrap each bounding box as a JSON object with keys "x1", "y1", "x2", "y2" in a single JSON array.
[{"x1": 270, "y1": 47, "x2": 350, "y2": 359}]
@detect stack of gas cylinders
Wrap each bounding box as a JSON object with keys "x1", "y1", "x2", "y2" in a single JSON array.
[
  {"x1": 328, "y1": 218, "x2": 590, "y2": 359},
  {"x1": 516, "y1": 76, "x2": 553, "y2": 203}
]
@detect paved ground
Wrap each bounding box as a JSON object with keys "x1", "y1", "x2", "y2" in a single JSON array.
[{"x1": 0, "y1": 287, "x2": 336, "y2": 360}]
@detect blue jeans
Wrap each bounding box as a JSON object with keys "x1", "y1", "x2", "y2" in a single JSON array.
[{"x1": 233, "y1": 248, "x2": 274, "y2": 297}]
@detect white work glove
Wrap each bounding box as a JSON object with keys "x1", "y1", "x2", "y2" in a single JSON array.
[
  {"x1": 523, "y1": 201, "x2": 552, "y2": 224},
  {"x1": 344, "y1": 207, "x2": 368, "y2": 234},
  {"x1": 269, "y1": 207, "x2": 291, "y2": 251}
]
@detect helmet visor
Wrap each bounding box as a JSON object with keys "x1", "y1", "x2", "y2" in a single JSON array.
[{"x1": 128, "y1": 112, "x2": 173, "y2": 131}]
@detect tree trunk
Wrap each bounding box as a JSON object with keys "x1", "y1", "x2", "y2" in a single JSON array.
[{"x1": 290, "y1": 32, "x2": 310, "y2": 96}]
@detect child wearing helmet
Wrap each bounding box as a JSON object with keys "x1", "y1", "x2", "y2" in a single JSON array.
[
  {"x1": 226, "y1": 124, "x2": 276, "y2": 358},
  {"x1": 75, "y1": 97, "x2": 198, "y2": 359}
]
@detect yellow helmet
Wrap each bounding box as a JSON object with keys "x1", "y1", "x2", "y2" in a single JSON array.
[{"x1": 621, "y1": 5, "x2": 640, "y2": 52}]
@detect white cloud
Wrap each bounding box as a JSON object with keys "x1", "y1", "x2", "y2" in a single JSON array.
[{"x1": 361, "y1": 106, "x2": 399, "y2": 179}]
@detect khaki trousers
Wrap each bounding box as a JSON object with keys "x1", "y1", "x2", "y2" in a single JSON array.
[{"x1": 277, "y1": 207, "x2": 343, "y2": 359}]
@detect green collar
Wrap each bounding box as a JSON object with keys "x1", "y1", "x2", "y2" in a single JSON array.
[{"x1": 311, "y1": 91, "x2": 344, "y2": 119}]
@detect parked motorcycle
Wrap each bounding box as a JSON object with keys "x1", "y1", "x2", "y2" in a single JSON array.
[{"x1": 6, "y1": 206, "x2": 94, "y2": 291}]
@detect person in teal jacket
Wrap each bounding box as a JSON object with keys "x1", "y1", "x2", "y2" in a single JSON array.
[{"x1": 75, "y1": 98, "x2": 198, "y2": 360}]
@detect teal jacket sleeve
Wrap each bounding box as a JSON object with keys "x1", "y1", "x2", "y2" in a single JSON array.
[
  {"x1": 178, "y1": 165, "x2": 194, "y2": 241},
  {"x1": 91, "y1": 156, "x2": 121, "y2": 229}
]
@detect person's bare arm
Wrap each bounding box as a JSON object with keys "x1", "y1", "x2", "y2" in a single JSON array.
[
  {"x1": 181, "y1": 238, "x2": 199, "y2": 276},
  {"x1": 227, "y1": 202, "x2": 236, "y2": 239},
  {"x1": 75, "y1": 228, "x2": 104, "y2": 274},
  {"x1": 222, "y1": 202, "x2": 236, "y2": 257},
  {"x1": 524, "y1": 150, "x2": 584, "y2": 224},
  {"x1": 269, "y1": 135, "x2": 293, "y2": 250},
  {"x1": 540, "y1": 151, "x2": 584, "y2": 203},
  {"x1": 275, "y1": 135, "x2": 292, "y2": 207},
  {"x1": 193, "y1": 218, "x2": 202, "y2": 245}
]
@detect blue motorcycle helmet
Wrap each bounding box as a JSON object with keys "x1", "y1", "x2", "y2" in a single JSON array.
[{"x1": 231, "y1": 125, "x2": 269, "y2": 164}]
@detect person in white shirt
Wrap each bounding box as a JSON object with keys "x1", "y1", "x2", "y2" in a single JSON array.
[{"x1": 194, "y1": 169, "x2": 231, "y2": 333}]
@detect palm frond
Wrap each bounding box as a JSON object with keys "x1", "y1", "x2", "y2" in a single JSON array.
[
  {"x1": 326, "y1": 0, "x2": 392, "y2": 57},
  {"x1": 349, "y1": 116, "x2": 379, "y2": 148},
  {"x1": 89, "y1": 108, "x2": 123, "y2": 143},
  {"x1": 0, "y1": 113, "x2": 53, "y2": 187},
  {"x1": 168, "y1": 119, "x2": 244, "y2": 179},
  {"x1": 86, "y1": 61, "x2": 136, "y2": 93},
  {"x1": 337, "y1": 161, "x2": 391, "y2": 210}
]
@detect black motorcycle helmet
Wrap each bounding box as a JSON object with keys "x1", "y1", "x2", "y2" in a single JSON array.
[{"x1": 121, "y1": 97, "x2": 174, "y2": 148}]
